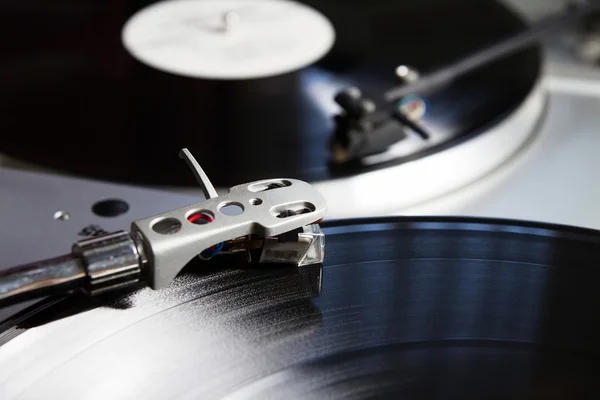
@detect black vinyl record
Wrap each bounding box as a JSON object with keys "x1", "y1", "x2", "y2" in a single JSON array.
[
  {"x1": 1, "y1": 217, "x2": 600, "y2": 398},
  {"x1": 0, "y1": 0, "x2": 540, "y2": 186}
]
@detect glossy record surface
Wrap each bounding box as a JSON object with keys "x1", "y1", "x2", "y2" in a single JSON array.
[
  {"x1": 1, "y1": 217, "x2": 600, "y2": 398},
  {"x1": 0, "y1": 0, "x2": 540, "y2": 186}
]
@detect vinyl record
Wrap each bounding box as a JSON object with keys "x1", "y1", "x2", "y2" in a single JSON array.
[
  {"x1": 0, "y1": 0, "x2": 540, "y2": 186},
  {"x1": 2, "y1": 217, "x2": 600, "y2": 398}
]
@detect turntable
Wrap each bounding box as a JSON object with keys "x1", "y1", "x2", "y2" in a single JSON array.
[
  {"x1": 1, "y1": 0, "x2": 599, "y2": 220},
  {"x1": 3, "y1": 1, "x2": 600, "y2": 398},
  {"x1": 3, "y1": 211, "x2": 600, "y2": 398},
  {"x1": 0, "y1": 0, "x2": 557, "y2": 216}
]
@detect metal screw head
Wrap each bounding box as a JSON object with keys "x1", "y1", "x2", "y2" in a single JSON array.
[
  {"x1": 53, "y1": 211, "x2": 71, "y2": 221},
  {"x1": 345, "y1": 87, "x2": 362, "y2": 99},
  {"x1": 395, "y1": 65, "x2": 420, "y2": 83},
  {"x1": 360, "y1": 99, "x2": 376, "y2": 114}
]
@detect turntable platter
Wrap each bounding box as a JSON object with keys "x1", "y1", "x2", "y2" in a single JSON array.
[
  {"x1": 0, "y1": 0, "x2": 540, "y2": 186},
  {"x1": 2, "y1": 217, "x2": 600, "y2": 398}
]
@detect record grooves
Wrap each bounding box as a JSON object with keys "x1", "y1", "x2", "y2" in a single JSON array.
[{"x1": 2, "y1": 217, "x2": 600, "y2": 398}]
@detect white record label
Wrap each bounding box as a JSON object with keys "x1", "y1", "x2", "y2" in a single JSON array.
[{"x1": 122, "y1": 0, "x2": 335, "y2": 80}]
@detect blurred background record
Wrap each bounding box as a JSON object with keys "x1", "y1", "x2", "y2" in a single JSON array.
[
  {"x1": 2, "y1": 0, "x2": 600, "y2": 222},
  {"x1": 0, "y1": 0, "x2": 541, "y2": 185}
]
